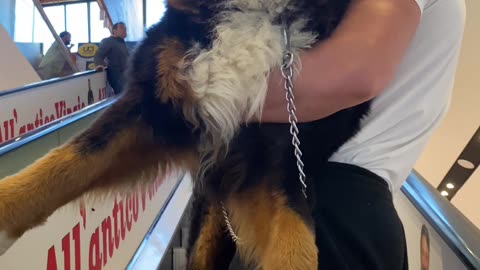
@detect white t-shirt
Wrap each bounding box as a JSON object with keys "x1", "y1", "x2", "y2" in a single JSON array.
[{"x1": 329, "y1": 0, "x2": 466, "y2": 192}]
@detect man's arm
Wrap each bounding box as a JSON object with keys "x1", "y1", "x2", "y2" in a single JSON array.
[
  {"x1": 94, "y1": 38, "x2": 111, "y2": 69},
  {"x1": 259, "y1": 0, "x2": 422, "y2": 123}
]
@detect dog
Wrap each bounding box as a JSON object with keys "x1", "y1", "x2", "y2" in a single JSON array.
[{"x1": 0, "y1": 0, "x2": 371, "y2": 269}]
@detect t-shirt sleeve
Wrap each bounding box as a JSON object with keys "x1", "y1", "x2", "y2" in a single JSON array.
[{"x1": 414, "y1": 0, "x2": 429, "y2": 13}]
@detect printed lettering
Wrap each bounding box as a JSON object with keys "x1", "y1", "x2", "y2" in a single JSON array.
[
  {"x1": 40, "y1": 178, "x2": 163, "y2": 269},
  {"x1": 88, "y1": 228, "x2": 102, "y2": 270},
  {"x1": 3, "y1": 121, "x2": 9, "y2": 141},
  {"x1": 126, "y1": 195, "x2": 133, "y2": 231},
  {"x1": 132, "y1": 193, "x2": 139, "y2": 222},
  {"x1": 46, "y1": 246, "x2": 58, "y2": 270},
  {"x1": 141, "y1": 190, "x2": 147, "y2": 212},
  {"x1": 35, "y1": 109, "x2": 44, "y2": 128},
  {"x1": 112, "y1": 198, "x2": 120, "y2": 249},
  {"x1": 119, "y1": 200, "x2": 126, "y2": 241},
  {"x1": 72, "y1": 223, "x2": 81, "y2": 270},
  {"x1": 62, "y1": 232, "x2": 71, "y2": 270},
  {"x1": 101, "y1": 217, "x2": 114, "y2": 266}
]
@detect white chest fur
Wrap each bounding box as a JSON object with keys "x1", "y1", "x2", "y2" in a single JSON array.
[{"x1": 188, "y1": 0, "x2": 317, "y2": 149}]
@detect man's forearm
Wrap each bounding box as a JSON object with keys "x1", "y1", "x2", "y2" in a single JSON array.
[
  {"x1": 94, "y1": 42, "x2": 110, "y2": 66},
  {"x1": 94, "y1": 53, "x2": 106, "y2": 67},
  {"x1": 260, "y1": 0, "x2": 422, "y2": 123}
]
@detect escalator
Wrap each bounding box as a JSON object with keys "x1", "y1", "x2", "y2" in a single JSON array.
[
  {"x1": 0, "y1": 70, "x2": 189, "y2": 270},
  {"x1": 1, "y1": 0, "x2": 478, "y2": 268},
  {"x1": 0, "y1": 72, "x2": 478, "y2": 270}
]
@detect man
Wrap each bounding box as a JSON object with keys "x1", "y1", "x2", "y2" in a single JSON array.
[
  {"x1": 260, "y1": 0, "x2": 466, "y2": 269},
  {"x1": 37, "y1": 31, "x2": 74, "y2": 80},
  {"x1": 94, "y1": 22, "x2": 129, "y2": 94}
]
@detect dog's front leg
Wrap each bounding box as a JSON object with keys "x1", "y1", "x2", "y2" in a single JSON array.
[
  {"x1": 0, "y1": 93, "x2": 198, "y2": 255},
  {"x1": 186, "y1": 194, "x2": 236, "y2": 270},
  {"x1": 260, "y1": 203, "x2": 318, "y2": 270},
  {"x1": 226, "y1": 185, "x2": 318, "y2": 270}
]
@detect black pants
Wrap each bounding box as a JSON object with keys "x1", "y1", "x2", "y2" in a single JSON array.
[
  {"x1": 311, "y1": 162, "x2": 408, "y2": 270},
  {"x1": 107, "y1": 68, "x2": 125, "y2": 95}
]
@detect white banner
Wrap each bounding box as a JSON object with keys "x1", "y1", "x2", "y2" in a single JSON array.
[
  {"x1": 0, "y1": 172, "x2": 184, "y2": 270},
  {"x1": 0, "y1": 71, "x2": 110, "y2": 145}
]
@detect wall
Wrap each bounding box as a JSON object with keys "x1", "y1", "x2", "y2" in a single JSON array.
[
  {"x1": 102, "y1": 0, "x2": 144, "y2": 41},
  {"x1": 0, "y1": 26, "x2": 41, "y2": 91},
  {"x1": 394, "y1": 192, "x2": 468, "y2": 270},
  {"x1": 414, "y1": 0, "x2": 480, "y2": 228},
  {"x1": 0, "y1": 0, "x2": 15, "y2": 36}
]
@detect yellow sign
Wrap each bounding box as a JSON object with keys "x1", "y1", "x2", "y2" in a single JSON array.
[{"x1": 77, "y1": 44, "x2": 99, "y2": 58}]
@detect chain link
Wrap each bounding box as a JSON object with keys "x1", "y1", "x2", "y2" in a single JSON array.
[
  {"x1": 281, "y1": 19, "x2": 308, "y2": 199},
  {"x1": 221, "y1": 17, "x2": 307, "y2": 243},
  {"x1": 220, "y1": 201, "x2": 240, "y2": 244}
]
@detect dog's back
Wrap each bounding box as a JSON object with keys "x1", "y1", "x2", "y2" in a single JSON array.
[{"x1": 0, "y1": 1, "x2": 373, "y2": 268}]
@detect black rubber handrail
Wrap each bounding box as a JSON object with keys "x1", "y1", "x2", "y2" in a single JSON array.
[
  {"x1": 0, "y1": 69, "x2": 102, "y2": 98},
  {"x1": 1, "y1": 74, "x2": 479, "y2": 270},
  {"x1": 0, "y1": 97, "x2": 117, "y2": 156}
]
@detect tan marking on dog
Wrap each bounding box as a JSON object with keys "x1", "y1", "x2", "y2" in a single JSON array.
[
  {"x1": 260, "y1": 205, "x2": 318, "y2": 269},
  {"x1": 188, "y1": 206, "x2": 225, "y2": 269},
  {"x1": 155, "y1": 39, "x2": 199, "y2": 127},
  {"x1": 226, "y1": 185, "x2": 317, "y2": 269},
  {"x1": 0, "y1": 115, "x2": 197, "y2": 243}
]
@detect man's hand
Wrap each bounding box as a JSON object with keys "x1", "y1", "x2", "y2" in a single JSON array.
[
  {"x1": 258, "y1": 0, "x2": 422, "y2": 123},
  {"x1": 95, "y1": 65, "x2": 106, "y2": 71}
]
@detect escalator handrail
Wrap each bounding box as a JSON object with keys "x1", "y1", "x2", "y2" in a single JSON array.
[
  {"x1": 2, "y1": 72, "x2": 479, "y2": 269},
  {"x1": 0, "y1": 70, "x2": 102, "y2": 98},
  {"x1": 402, "y1": 171, "x2": 480, "y2": 269},
  {"x1": 0, "y1": 97, "x2": 117, "y2": 157}
]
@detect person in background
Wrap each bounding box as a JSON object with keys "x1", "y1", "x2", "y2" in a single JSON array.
[
  {"x1": 37, "y1": 31, "x2": 74, "y2": 80},
  {"x1": 94, "y1": 22, "x2": 129, "y2": 94}
]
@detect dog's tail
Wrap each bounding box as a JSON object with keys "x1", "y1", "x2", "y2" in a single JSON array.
[{"x1": 0, "y1": 93, "x2": 198, "y2": 254}]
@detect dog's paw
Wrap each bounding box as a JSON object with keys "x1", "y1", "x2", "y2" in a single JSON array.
[{"x1": 0, "y1": 230, "x2": 18, "y2": 255}]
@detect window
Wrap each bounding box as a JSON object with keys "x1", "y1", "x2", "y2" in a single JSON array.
[
  {"x1": 10, "y1": 0, "x2": 74, "y2": 80},
  {"x1": 145, "y1": 0, "x2": 166, "y2": 29},
  {"x1": 44, "y1": 5, "x2": 65, "y2": 34},
  {"x1": 13, "y1": 1, "x2": 58, "y2": 55},
  {"x1": 39, "y1": 0, "x2": 111, "y2": 49},
  {"x1": 33, "y1": 8, "x2": 55, "y2": 55},
  {"x1": 66, "y1": 3, "x2": 89, "y2": 51},
  {"x1": 90, "y1": 1, "x2": 111, "y2": 43},
  {"x1": 13, "y1": 0, "x2": 34, "y2": 42}
]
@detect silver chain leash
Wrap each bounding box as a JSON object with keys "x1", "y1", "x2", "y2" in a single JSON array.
[
  {"x1": 220, "y1": 201, "x2": 241, "y2": 243},
  {"x1": 281, "y1": 18, "x2": 308, "y2": 199},
  {"x1": 221, "y1": 17, "x2": 307, "y2": 243}
]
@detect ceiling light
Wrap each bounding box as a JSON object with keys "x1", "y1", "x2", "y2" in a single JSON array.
[
  {"x1": 446, "y1": 183, "x2": 455, "y2": 189},
  {"x1": 441, "y1": 191, "x2": 449, "y2": 196},
  {"x1": 457, "y1": 159, "x2": 475, "y2": 169}
]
